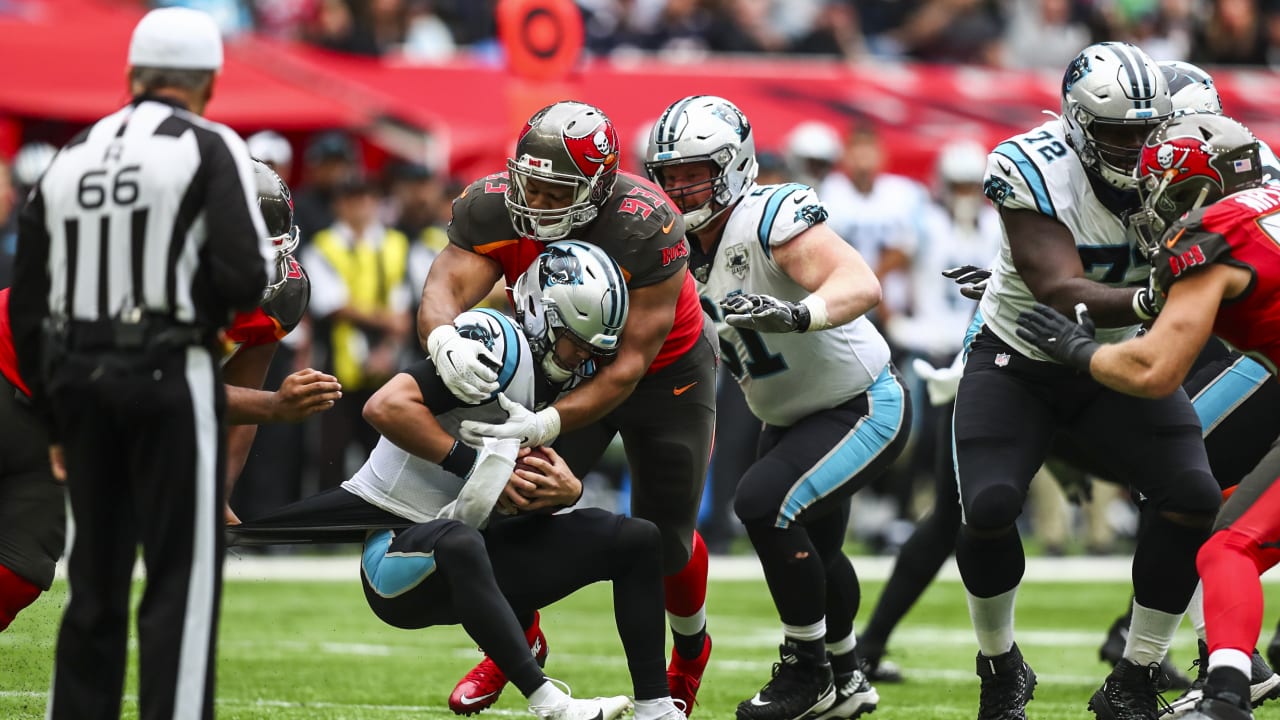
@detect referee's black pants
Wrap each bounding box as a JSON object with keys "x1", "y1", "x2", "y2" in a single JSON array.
[{"x1": 47, "y1": 346, "x2": 225, "y2": 720}]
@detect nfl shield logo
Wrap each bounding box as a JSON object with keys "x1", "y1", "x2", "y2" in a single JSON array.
[{"x1": 995, "y1": 352, "x2": 1010, "y2": 367}]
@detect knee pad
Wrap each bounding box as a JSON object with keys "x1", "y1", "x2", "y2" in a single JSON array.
[
  {"x1": 615, "y1": 517, "x2": 662, "y2": 560},
  {"x1": 963, "y1": 483, "x2": 1024, "y2": 532},
  {"x1": 1152, "y1": 469, "x2": 1222, "y2": 521},
  {"x1": 0, "y1": 564, "x2": 43, "y2": 632}
]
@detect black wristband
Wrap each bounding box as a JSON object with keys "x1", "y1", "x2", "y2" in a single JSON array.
[
  {"x1": 441, "y1": 440, "x2": 479, "y2": 478},
  {"x1": 792, "y1": 301, "x2": 811, "y2": 332}
]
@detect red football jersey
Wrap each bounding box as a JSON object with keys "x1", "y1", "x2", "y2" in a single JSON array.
[
  {"x1": 0, "y1": 288, "x2": 31, "y2": 396},
  {"x1": 448, "y1": 171, "x2": 701, "y2": 374},
  {"x1": 1154, "y1": 185, "x2": 1280, "y2": 369}
]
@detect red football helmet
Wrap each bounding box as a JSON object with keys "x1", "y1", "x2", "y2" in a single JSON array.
[
  {"x1": 506, "y1": 101, "x2": 621, "y2": 241},
  {"x1": 1131, "y1": 112, "x2": 1262, "y2": 258}
]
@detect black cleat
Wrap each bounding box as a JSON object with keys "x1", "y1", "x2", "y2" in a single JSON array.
[
  {"x1": 858, "y1": 655, "x2": 903, "y2": 685},
  {"x1": 1088, "y1": 659, "x2": 1169, "y2": 720},
  {"x1": 1098, "y1": 616, "x2": 1191, "y2": 690},
  {"x1": 736, "y1": 644, "x2": 836, "y2": 720},
  {"x1": 976, "y1": 643, "x2": 1037, "y2": 720},
  {"x1": 812, "y1": 668, "x2": 878, "y2": 720},
  {"x1": 1167, "y1": 642, "x2": 1280, "y2": 716}
]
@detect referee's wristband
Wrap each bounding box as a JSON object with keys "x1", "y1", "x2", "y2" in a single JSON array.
[{"x1": 441, "y1": 440, "x2": 479, "y2": 479}]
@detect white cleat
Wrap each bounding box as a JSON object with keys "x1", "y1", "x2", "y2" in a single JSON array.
[{"x1": 531, "y1": 694, "x2": 633, "y2": 720}]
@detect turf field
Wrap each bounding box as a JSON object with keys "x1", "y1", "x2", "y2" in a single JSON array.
[{"x1": 5, "y1": 558, "x2": 1280, "y2": 720}]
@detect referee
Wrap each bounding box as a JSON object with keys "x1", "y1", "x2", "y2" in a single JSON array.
[{"x1": 10, "y1": 8, "x2": 272, "y2": 720}]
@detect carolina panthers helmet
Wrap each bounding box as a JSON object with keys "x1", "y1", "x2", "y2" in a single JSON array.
[
  {"x1": 1160, "y1": 60, "x2": 1222, "y2": 115},
  {"x1": 1061, "y1": 42, "x2": 1173, "y2": 190},
  {"x1": 12, "y1": 141, "x2": 57, "y2": 188},
  {"x1": 645, "y1": 95, "x2": 759, "y2": 233},
  {"x1": 512, "y1": 240, "x2": 629, "y2": 383},
  {"x1": 1130, "y1": 113, "x2": 1262, "y2": 258},
  {"x1": 252, "y1": 158, "x2": 300, "y2": 303},
  {"x1": 506, "y1": 101, "x2": 621, "y2": 242}
]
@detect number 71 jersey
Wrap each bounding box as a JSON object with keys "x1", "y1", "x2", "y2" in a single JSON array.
[
  {"x1": 697, "y1": 182, "x2": 890, "y2": 427},
  {"x1": 979, "y1": 119, "x2": 1148, "y2": 361}
]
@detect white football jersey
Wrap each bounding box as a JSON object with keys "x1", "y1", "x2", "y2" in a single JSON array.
[
  {"x1": 341, "y1": 309, "x2": 535, "y2": 522},
  {"x1": 699, "y1": 182, "x2": 891, "y2": 427},
  {"x1": 979, "y1": 119, "x2": 1146, "y2": 361}
]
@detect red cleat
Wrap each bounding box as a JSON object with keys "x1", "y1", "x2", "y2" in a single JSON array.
[
  {"x1": 667, "y1": 635, "x2": 712, "y2": 717},
  {"x1": 450, "y1": 611, "x2": 549, "y2": 716}
]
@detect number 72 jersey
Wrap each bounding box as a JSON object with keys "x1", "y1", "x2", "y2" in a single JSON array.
[
  {"x1": 697, "y1": 182, "x2": 890, "y2": 427},
  {"x1": 979, "y1": 119, "x2": 1149, "y2": 361}
]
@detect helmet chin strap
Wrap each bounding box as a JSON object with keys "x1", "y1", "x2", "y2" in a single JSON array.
[{"x1": 541, "y1": 352, "x2": 575, "y2": 383}]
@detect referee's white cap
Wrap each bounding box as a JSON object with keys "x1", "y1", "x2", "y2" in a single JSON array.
[{"x1": 128, "y1": 7, "x2": 224, "y2": 71}]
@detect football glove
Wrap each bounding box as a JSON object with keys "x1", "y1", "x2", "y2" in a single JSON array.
[
  {"x1": 428, "y1": 325, "x2": 500, "y2": 405},
  {"x1": 459, "y1": 393, "x2": 562, "y2": 449},
  {"x1": 942, "y1": 265, "x2": 991, "y2": 301},
  {"x1": 721, "y1": 293, "x2": 811, "y2": 333},
  {"x1": 1015, "y1": 303, "x2": 1099, "y2": 372}
]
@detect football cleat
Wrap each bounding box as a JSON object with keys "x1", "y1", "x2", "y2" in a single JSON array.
[
  {"x1": 811, "y1": 667, "x2": 878, "y2": 720},
  {"x1": 858, "y1": 655, "x2": 903, "y2": 685},
  {"x1": 1166, "y1": 642, "x2": 1280, "y2": 716},
  {"x1": 668, "y1": 634, "x2": 712, "y2": 716},
  {"x1": 736, "y1": 643, "x2": 835, "y2": 720},
  {"x1": 451, "y1": 612, "x2": 549, "y2": 716},
  {"x1": 1088, "y1": 659, "x2": 1168, "y2": 720},
  {"x1": 976, "y1": 643, "x2": 1037, "y2": 720},
  {"x1": 529, "y1": 689, "x2": 632, "y2": 720},
  {"x1": 1099, "y1": 616, "x2": 1192, "y2": 690}
]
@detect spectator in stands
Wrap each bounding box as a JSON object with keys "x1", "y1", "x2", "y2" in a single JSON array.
[
  {"x1": 302, "y1": 174, "x2": 413, "y2": 491},
  {"x1": 789, "y1": 0, "x2": 865, "y2": 59},
  {"x1": 402, "y1": 0, "x2": 457, "y2": 60},
  {"x1": 308, "y1": 0, "x2": 380, "y2": 55},
  {"x1": 1191, "y1": 0, "x2": 1269, "y2": 65},
  {"x1": 294, "y1": 130, "x2": 360, "y2": 246},
  {"x1": 1001, "y1": 0, "x2": 1093, "y2": 70}
]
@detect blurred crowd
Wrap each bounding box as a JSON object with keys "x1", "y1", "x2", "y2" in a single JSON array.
[{"x1": 144, "y1": 0, "x2": 1280, "y2": 68}]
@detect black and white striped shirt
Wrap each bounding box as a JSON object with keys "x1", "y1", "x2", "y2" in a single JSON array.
[{"x1": 11, "y1": 95, "x2": 272, "y2": 390}]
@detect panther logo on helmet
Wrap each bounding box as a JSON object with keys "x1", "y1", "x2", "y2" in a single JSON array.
[{"x1": 1063, "y1": 53, "x2": 1091, "y2": 93}]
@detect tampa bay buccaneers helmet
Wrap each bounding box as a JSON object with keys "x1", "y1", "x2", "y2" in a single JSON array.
[
  {"x1": 506, "y1": 101, "x2": 621, "y2": 242},
  {"x1": 252, "y1": 158, "x2": 300, "y2": 303},
  {"x1": 1130, "y1": 113, "x2": 1262, "y2": 258},
  {"x1": 1061, "y1": 42, "x2": 1173, "y2": 190},
  {"x1": 512, "y1": 241, "x2": 629, "y2": 383}
]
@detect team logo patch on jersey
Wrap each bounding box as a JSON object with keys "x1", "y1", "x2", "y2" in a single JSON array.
[
  {"x1": 995, "y1": 352, "x2": 1010, "y2": 367},
  {"x1": 726, "y1": 243, "x2": 749, "y2": 279},
  {"x1": 794, "y1": 204, "x2": 828, "y2": 227},
  {"x1": 984, "y1": 177, "x2": 1014, "y2": 207},
  {"x1": 457, "y1": 321, "x2": 496, "y2": 350},
  {"x1": 661, "y1": 240, "x2": 690, "y2": 267}
]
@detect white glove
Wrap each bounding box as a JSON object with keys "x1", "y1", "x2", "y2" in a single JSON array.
[
  {"x1": 459, "y1": 393, "x2": 562, "y2": 449},
  {"x1": 428, "y1": 325, "x2": 500, "y2": 405},
  {"x1": 912, "y1": 355, "x2": 964, "y2": 407},
  {"x1": 439, "y1": 437, "x2": 519, "y2": 529}
]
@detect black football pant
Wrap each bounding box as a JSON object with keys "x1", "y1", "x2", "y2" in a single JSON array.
[{"x1": 47, "y1": 347, "x2": 225, "y2": 720}]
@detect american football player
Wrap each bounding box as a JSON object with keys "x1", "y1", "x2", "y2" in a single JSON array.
[
  {"x1": 231, "y1": 242, "x2": 687, "y2": 720},
  {"x1": 418, "y1": 101, "x2": 717, "y2": 715},
  {"x1": 1017, "y1": 112, "x2": 1280, "y2": 720},
  {"x1": 645, "y1": 95, "x2": 907, "y2": 720},
  {"x1": 955, "y1": 42, "x2": 1220, "y2": 720}
]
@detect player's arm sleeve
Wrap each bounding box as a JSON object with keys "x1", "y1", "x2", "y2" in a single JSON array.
[
  {"x1": 403, "y1": 356, "x2": 467, "y2": 415},
  {"x1": 984, "y1": 141, "x2": 1056, "y2": 219},
  {"x1": 762, "y1": 184, "x2": 829, "y2": 252},
  {"x1": 11, "y1": 186, "x2": 52, "y2": 421},
  {"x1": 201, "y1": 127, "x2": 270, "y2": 314}
]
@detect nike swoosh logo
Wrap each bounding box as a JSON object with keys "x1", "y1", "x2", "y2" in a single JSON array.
[
  {"x1": 792, "y1": 195, "x2": 805, "y2": 204},
  {"x1": 749, "y1": 694, "x2": 771, "y2": 707},
  {"x1": 662, "y1": 217, "x2": 676, "y2": 234},
  {"x1": 997, "y1": 161, "x2": 1012, "y2": 176},
  {"x1": 673, "y1": 382, "x2": 698, "y2": 396},
  {"x1": 458, "y1": 692, "x2": 498, "y2": 706}
]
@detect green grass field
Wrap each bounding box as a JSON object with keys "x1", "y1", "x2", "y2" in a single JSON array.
[{"x1": 6, "y1": 565, "x2": 1280, "y2": 720}]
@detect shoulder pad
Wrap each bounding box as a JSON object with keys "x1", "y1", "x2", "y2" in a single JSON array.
[
  {"x1": 752, "y1": 183, "x2": 824, "y2": 252},
  {"x1": 452, "y1": 308, "x2": 535, "y2": 408},
  {"x1": 261, "y1": 255, "x2": 310, "y2": 335},
  {"x1": 448, "y1": 172, "x2": 519, "y2": 251}
]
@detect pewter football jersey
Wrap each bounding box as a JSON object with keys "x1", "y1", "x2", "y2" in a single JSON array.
[
  {"x1": 979, "y1": 120, "x2": 1146, "y2": 361},
  {"x1": 699, "y1": 182, "x2": 891, "y2": 427},
  {"x1": 341, "y1": 309, "x2": 534, "y2": 523}
]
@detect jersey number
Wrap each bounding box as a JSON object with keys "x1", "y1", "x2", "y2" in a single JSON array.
[
  {"x1": 701, "y1": 296, "x2": 786, "y2": 379},
  {"x1": 1077, "y1": 245, "x2": 1133, "y2": 283},
  {"x1": 1025, "y1": 130, "x2": 1067, "y2": 164},
  {"x1": 77, "y1": 166, "x2": 141, "y2": 209}
]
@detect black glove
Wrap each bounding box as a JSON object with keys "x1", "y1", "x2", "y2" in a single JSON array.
[
  {"x1": 1015, "y1": 303, "x2": 1099, "y2": 372},
  {"x1": 943, "y1": 265, "x2": 992, "y2": 301},
  {"x1": 720, "y1": 293, "x2": 811, "y2": 333}
]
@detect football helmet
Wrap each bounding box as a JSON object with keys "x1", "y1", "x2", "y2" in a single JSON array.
[
  {"x1": 1130, "y1": 113, "x2": 1262, "y2": 259},
  {"x1": 12, "y1": 141, "x2": 57, "y2": 188},
  {"x1": 1161, "y1": 61, "x2": 1222, "y2": 116},
  {"x1": 506, "y1": 101, "x2": 621, "y2": 242},
  {"x1": 645, "y1": 95, "x2": 759, "y2": 233},
  {"x1": 251, "y1": 158, "x2": 300, "y2": 303},
  {"x1": 512, "y1": 240, "x2": 629, "y2": 383},
  {"x1": 1061, "y1": 42, "x2": 1173, "y2": 190}
]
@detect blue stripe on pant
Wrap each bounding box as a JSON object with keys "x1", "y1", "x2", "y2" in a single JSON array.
[
  {"x1": 1191, "y1": 355, "x2": 1271, "y2": 436},
  {"x1": 362, "y1": 529, "x2": 438, "y2": 599},
  {"x1": 777, "y1": 366, "x2": 909, "y2": 528}
]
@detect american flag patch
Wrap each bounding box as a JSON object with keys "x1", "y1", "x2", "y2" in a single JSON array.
[{"x1": 1234, "y1": 158, "x2": 1254, "y2": 172}]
